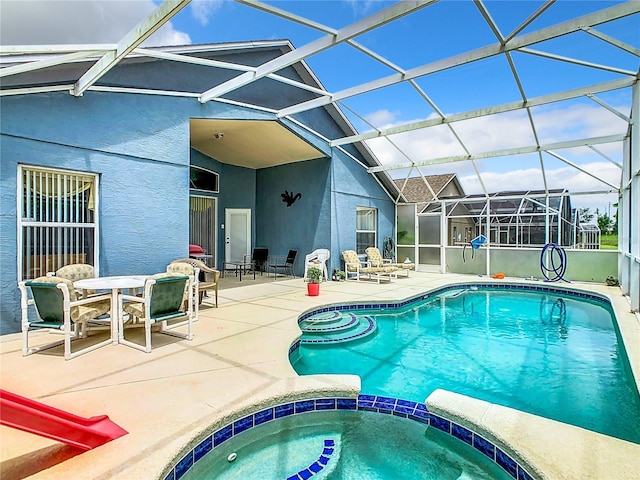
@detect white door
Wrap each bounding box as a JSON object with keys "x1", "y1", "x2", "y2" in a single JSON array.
[{"x1": 225, "y1": 209, "x2": 251, "y2": 263}]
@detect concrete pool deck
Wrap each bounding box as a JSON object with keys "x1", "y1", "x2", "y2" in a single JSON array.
[{"x1": 1, "y1": 272, "x2": 639, "y2": 479}]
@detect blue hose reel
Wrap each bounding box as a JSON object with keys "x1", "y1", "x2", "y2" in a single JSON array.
[{"x1": 540, "y1": 243, "x2": 569, "y2": 283}]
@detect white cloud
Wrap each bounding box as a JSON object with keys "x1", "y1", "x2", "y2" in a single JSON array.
[
  {"x1": 459, "y1": 161, "x2": 621, "y2": 195},
  {"x1": 0, "y1": 0, "x2": 191, "y2": 46},
  {"x1": 345, "y1": 0, "x2": 378, "y2": 16},
  {"x1": 190, "y1": 0, "x2": 223, "y2": 26},
  {"x1": 364, "y1": 108, "x2": 401, "y2": 127},
  {"x1": 457, "y1": 161, "x2": 621, "y2": 214},
  {"x1": 364, "y1": 102, "x2": 627, "y2": 180}
]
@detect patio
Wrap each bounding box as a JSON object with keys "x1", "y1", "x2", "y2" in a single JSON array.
[{"x1": 1, "y1": 272, "x2": 638, "y2": 480}]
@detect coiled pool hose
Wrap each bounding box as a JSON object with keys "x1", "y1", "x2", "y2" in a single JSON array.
[{"x1": 540, "y1": 243, "x2": 569, "y2": 283}]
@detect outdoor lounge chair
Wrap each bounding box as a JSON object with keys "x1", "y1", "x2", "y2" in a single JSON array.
[
  {"x1": 169, "y1": 258, "x2": 219, "y2": 307},
  {"x1": 304, "y1": 248, "x2": 330, "y2": 281},
  {"x1": 245, "y1": 247, "x2": 269, "y2": 274},
  {"x1": 19, "y1": 277, "x2": 112, "y2": 360},
  {"x1": 268, "y1": 250, "x2": 297, "y2": 278},
  {"x1": 342, "y1": 250, "x2": 397, "y2": 283},
  {"x1": 365, "y1": 247, "x2": 415, "y2": 277},
  {"x1": 119, "y1": 273, "x2": 194, "y2": 353}
]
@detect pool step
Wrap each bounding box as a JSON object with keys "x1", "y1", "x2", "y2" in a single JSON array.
[
  {"x1": 300, "y1": 313, "x2": 358, "y2": 333},
  {"x1": 286, "y1": 438, "x2": 340, "y2": 480},
  {"x1": 300, "y1": 314, "x2": 376, "y2": 344}
]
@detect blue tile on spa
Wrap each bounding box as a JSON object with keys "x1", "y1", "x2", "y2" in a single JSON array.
[
  {"x1": 496, "y1": 448, "x2": 518, "y2": 478},
  {"x1": 430, "y1": 414, "x2": 451, "y2": 433},
  {"x1": 473, "y1": 435, "x2": 495, "y2": 459},
  {"x1": 275, "y1": 403, "x2": 295, "y2": 418},
  {"x1": 295, "y1": 400, "x2": 314, "y2": 413},
  {"x1": 517, "y1": 466, "x2": 534, "y2": 480},
  {"x1": 394, "y1": 404, "x2": 415, "y2": 415},
  {"x1": 323, "y1": 447, "x2": 334, "y2": 455},
  {"x1": 374, "y1": 395, "x2": 395, "y2": 404},
  {"x1": 213, "y1": 425, "x2": 232, "y2": 446},
  {"x1": 298, "y1": 468, "x2": 313, "y2": 480},
  {"x1": 451, "y1": 423, "x2": 473, "y2": 445},
  {"x1": 309, "y1": 462, "x2": 323, "y2": 473},
  {"x1": 286, "y1": 476, "x2": 299, "y2": 480},
  {"x1": 254, "y1": 408, "x2": 274, "y2": 425},
  {"x1": 174, "y1": 452, "x2": 193, "y2": 480},
  {"x1": 324, "y1": 439, "x2": 335, "y2": 447},
  {"x1": 315, "y1": 399, "x2": 336, "y2": 410},
  {"x1": 318, "y1": 455, "x2": 330, "y2": 465},
  {"x1": 396, "y1": 399, "x2": 417, "y2": 409},
  {"x1": 233, "y1": 415, "x2": 253, "y2": 434},
  {"x1": 412, "y1": 408, "x2": 429, "y2": 419},
  {"x1": 408, "y1": 414, "x2": 430, "y2": 424},
  {"x1": 194, "y1": 436, "x2": 212, "y2": 462},
  {"x1": 337, "y1": 398, "x2": 357, "y2": 410},
  {"x1": 164, "y1": 470, "x2": 175, "y2": 480},
  {"x1": 358, "y1": 406, "x2": 377, "y2": 413}
]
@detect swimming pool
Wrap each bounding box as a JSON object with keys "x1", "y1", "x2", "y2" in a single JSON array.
[{"x1": 292, "y1": 284, "x2": 640, "y2": 444}]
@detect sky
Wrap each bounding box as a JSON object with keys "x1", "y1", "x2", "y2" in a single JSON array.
[{"x1": 1, "y1": 0, "x2": 638, "y2": 217}]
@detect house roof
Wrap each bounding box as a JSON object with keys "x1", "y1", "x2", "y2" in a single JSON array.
[{"x1": 0, "y1": 39, "x2": 402, "y2": 197}]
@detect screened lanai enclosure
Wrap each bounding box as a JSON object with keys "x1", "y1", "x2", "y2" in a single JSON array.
[{"x1": 1, "y1": 0, "x2": 639, "y2": 312}]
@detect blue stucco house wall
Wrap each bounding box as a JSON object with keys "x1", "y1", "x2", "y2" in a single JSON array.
[{"x1": 0, "y1": 42, "x2": 397, "y2": 333}]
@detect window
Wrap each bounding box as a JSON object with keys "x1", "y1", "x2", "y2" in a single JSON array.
[
  {"x1": 18, "y1": 166, "x2": 98, "y2": 280},
  {"x1": 356, "y1": 207, "x2": 377, "y2": 254},
  {"x1": 190, "y1": 166, "x2": 219, "y2": 193}
]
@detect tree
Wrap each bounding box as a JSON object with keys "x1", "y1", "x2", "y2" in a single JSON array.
[
  {"x1": 597, "y1": 212, "x2": 614, "y2": 234},
  {"x1": 578, "y1": 207, "x2": 594, "y2": 223}
]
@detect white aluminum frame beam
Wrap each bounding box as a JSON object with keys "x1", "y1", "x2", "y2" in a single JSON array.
[
  {"x1": 0, "y1": 51, "x2": 102, "y2": 78},
  {"x1": 367, "y1": 134, "x2": 626, "y2": 172},
  {"x1": 199, "y1": 0, "x2": 434, "y2": 103},
  {"x1": 277, "y1": 2, "x2": 640, "y2": 118},
  {"x1": 73, "y1": 0, "x2": 191, "y2": 96},
  {"x1": 331, "y1": 78, "x2": 634, "y2": 147}
]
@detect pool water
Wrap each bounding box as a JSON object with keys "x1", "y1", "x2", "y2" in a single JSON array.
[
  {"x1": 292, "y1": 287, "x2": 640, "y2": 444},
  {"x1": 181, "y1": 410, "x2": 513, "y2": 480}
]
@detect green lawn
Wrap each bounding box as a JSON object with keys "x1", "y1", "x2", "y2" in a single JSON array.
[{"x1": 601, "y1": 234, "x2": 618, "y2": 250}]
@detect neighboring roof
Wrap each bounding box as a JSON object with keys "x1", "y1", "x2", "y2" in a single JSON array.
[{"x1": 393, "y1": 174, "x2": 464, "y2": 203}]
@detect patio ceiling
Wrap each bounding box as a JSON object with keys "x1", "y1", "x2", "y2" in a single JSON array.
[
  {"x1": 190, "y1": 119, "x2": 326, "y2": 169},
  {"x1": 1, "y1": 0, "x2": 638, "y2": 204}
]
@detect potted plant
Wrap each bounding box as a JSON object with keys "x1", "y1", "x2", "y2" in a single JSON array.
[
  {"x1": 306, "y1": 266, "x2": 322, "y2": 296},
  {"x1": 332, "y1": 269, "x2": 346, "y2": 281}
]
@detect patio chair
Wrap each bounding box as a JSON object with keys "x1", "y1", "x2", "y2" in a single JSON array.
[
  {"x1": 304, "y1": 248, "x2": 330, "y2": 281},
  {"x1": 19, "y1": 277, "x2": 112, "y2": 360},
  {"x1": 167, "y1": 262, "x2": 200, "y2": 319},
  {"x1": 169, "y1": 258, "x2": 219, "y2": 307},
  {"x1": 119, "y1": 273, "x2": 194, "y2": 353},
  {"x1": 268, "y1": 250, "x2": 297, "y2": 278},
  {"x1": 246, "y1": 247, "x2": 269, "y2": 274},
  {"x1": 342, "y1": 250, "x2": 397, "y2": 283},
  {"x1": 365, "y1": 247, "x2": 415, "y2": 277},
  {"x1": 55, "y1": 263, "x2": 96, "y2": 298}
]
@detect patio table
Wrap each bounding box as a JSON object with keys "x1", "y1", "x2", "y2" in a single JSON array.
[
  {"x1": 222, "y1": 261, "x2": 255, "y2": 281},
  {"x1": 74, "y1": 275, "x2": 148, "y2": 345}
]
